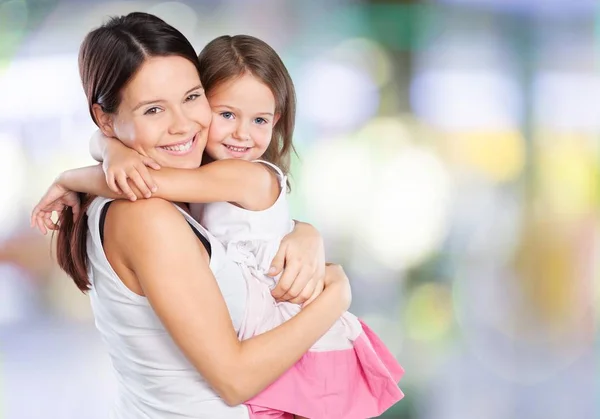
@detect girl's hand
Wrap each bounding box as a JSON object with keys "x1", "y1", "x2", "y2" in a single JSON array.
[
  {"x1": 103, "y1": 138, "x2": 161, "y2": 201},
  {"x1": 269, "y1": 221, "x2": 326, "y2": 305},
  {"x1": 30, "y1": 181, "x2": 81, "y2": 235}
]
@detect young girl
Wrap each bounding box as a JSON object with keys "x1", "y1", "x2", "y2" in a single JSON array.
[{"x1": 33, "y1": 35, "x2": 403, "y2": 418}]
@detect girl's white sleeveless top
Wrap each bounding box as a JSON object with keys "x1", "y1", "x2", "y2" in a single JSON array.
[
  {"x1": 85, "y1": 197, "x2": 249, "y2": 419},
  {"x1": 194, "y1": 160, "x2": 294, "y2": 278}
]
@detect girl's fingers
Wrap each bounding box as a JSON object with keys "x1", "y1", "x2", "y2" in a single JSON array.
[
  {"x1": 128, "y1": 170, "x2": 152, "y2": 198},
  {"x1": 137, "y1": 164, "x2": 158, "y2": 194},
  {"x1": 143, "y1": 157, "x2": 161, "y2": 171},
  {"x1": 116, "y1": 173, "x2": 136, "y2": 201},
  {"x1": 106, "y1": 172, "x2": 121, "y2": 195}
]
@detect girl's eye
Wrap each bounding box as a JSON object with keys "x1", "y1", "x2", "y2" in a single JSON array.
[
  {"x1": 186, "y1": 93, "x2": 201, "y2": 102},
  {"x1": 144, "y1": 107, "x2": 162, "y2": 115},
  {"x1": 254, "y1": 117, "x2": 268, "y2": 125},
  {"x1": 220, "y1": 111, "x2": 234, "y2": 120}
]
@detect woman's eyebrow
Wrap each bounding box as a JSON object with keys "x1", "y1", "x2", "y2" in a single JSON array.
[
  {"x1": 132, "y1": 85, "x2": 203, "y2": 111},
  {"x1": 132, "y1": 98, "x2": 165, "y2": 111},
  {"x1": 184, "y1": 84, "x2": 203, "y2": 95}
]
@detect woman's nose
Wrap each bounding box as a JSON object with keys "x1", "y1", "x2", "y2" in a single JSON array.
[{"x1": 168, "y1": 107, "x2": 193, "y2": 135}]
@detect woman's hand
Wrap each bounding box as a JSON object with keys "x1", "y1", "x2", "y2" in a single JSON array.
[
  {"x1": 323, "y1": 263, "x2": 352, "y2": 310},
  {"x1": 269, "y1": 221, "x2": 326, "y2": 305},
  {"x1": 30, "y1": 181, "x2": 81, "y2": 235},
  {"x1": 102, "y1": 136, "x2": 160, "y2": 201}
]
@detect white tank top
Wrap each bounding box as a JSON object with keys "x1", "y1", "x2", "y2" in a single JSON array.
[{"x1": 85, "y1": 197, "x2": 249, "y2": 419}]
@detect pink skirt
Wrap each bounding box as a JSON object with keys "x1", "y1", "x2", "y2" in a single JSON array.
[{"x1": 245, "y1": 319, "x2": 404, "y2": 419}]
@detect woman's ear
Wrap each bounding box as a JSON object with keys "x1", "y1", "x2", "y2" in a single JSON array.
[
  {"x1": 92, "y1": 104, "x2": 116, "y2": 137},
  {"x1": 273, "y1": 113, "x2": 281, "y2": 127}
]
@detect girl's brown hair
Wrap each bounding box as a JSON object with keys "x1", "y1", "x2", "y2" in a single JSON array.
[
  {"x1": 56, "y1": 12, "x2": 201, "y2": 292},
  {"x1": 198, "y1": 35, "x2": 297, "y2": 186}
]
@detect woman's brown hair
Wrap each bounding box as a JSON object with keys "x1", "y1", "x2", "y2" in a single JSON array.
[
  {"x1": 198, "y1": 35, "x2": 297, "y2": 185},
  {"x1": 56, "y1": 12, "x2": 201, "y2": 292}
]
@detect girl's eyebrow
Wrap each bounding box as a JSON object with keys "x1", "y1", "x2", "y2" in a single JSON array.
[{"x1": 213, "y1": 104, "x2": 273, "y2": 117}]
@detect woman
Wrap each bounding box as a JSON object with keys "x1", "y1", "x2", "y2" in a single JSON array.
[{"x1": 35, "y1": 12, "x2": 351, "y2": 419}]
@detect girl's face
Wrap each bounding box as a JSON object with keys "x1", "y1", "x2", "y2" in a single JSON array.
[
  {"x1": 205, "y1": 73, "x2": 279, "y2": 162},
  {"x1": 97, "y1": 55, "x2": 212, "y2": 169}
]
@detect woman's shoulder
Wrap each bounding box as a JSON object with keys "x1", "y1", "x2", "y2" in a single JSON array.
[
  {"x1": 87, "y1": 196, "x2": 178, "y2": 221},
  {"x1": 108, "y1": 197, "x2": 179, "y2": 216},
  {"x1": 103, "y1": 198, "x2": 191, "y2": 243}
]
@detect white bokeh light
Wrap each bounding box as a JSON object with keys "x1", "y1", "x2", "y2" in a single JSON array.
[
  {"x1": 300, "y1": 140, "x2": 376, "y2": 234},
  {"x1": 297, "y1": 60, "x2": 380, "y2": 133},
  {"x1": 0, "y1": 133, "x2": 27, "y2": 238},
  {"x1": 410, "y1": 70, "x2": 521, "y2": 130},
  {"x1": 533, "y1": 72, "x2": 600, "y2": 132},
  {"x1": 0, "y1": 55, "x2": 83, "y2": 120},
  {"x1": 365, "y1": 147, "x2": 452, "y2": 270}
]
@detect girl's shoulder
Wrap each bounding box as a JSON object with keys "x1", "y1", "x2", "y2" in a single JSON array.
[{"x1": 252, "y1": 159, "x2": 286, "y2": 187}]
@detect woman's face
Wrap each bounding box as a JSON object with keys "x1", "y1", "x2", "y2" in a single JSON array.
[{"x1": 102, "y1": 55, "x2": 212, "y2": 169}]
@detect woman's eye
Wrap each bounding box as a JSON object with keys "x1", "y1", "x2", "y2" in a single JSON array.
[
  {"x1": 254, "y1": 117, "x2": 267, "y2": 124},
  {"x1": 144, "y1": 107, "x2": 161, "y2": 115},
  {"x1": 186, "y1": 93, "x2": 201, "y2": 102},
  {"x1": 220, "y1": 112, "x2": 234, "y2": 119}
]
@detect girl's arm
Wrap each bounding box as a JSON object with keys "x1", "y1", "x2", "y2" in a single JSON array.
[
  {"x1": 58, "y1": 165, "x2": 134, "y2": 200},
  {"x1": 91, "y1": 129, "x2": 278, "y2": 210},
  {"x1": 152, "y1": 160, "x2": 280, "y2": 211},
  {"x1": 29, "y1": 166, "x2": 143, "y2": 235},
  {"x1": 89, "y1": 129, "x2": 113, "y2": 162},
  {"x1": 56, "y1": 160, "x2": 282, "y2": 211},
  {"x1": 107, "y1": 198, "x2": 351, "y2": 405}
]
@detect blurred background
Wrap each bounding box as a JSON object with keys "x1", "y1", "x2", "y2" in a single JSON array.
[{"x1": 1, "y1": 0, "x2": 599, "y2": 418}]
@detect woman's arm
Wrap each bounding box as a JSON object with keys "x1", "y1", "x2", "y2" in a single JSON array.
[{"x1": 107, "y1": 198, "x2": 351, "y2": 406}]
